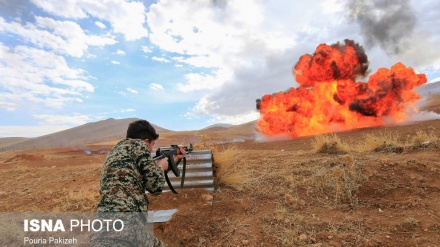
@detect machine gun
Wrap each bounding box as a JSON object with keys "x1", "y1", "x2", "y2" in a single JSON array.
[{"x1": 153, "y1": 144, "x2": 193, "y2": 194}]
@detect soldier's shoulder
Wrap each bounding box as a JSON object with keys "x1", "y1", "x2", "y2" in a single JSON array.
[
  {"x1": 117, "y1": 138, "x2": 146, "y2": 147},
  {"x1": 111, "y1": 139, "x2": 145, "y2": 151}
]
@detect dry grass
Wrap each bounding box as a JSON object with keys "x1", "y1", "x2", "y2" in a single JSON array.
[
  {"x1": 197, "y1": 135, "x2": 261, "y2": 191},
  {"x1": 193, "y1": 126, "x2": 437, "y2": 221},
  {"x1": 305, "y1": 155, "x2": 363, "y2": 205},
  {"x1": 312, "y1": 129, "x2": 439, "y2": 154},
  {"x1": 411, "y1": 127, "x2": 438, "y2": 145},
  {"x1": 354, "y1": 131, "x2": 404, "y2": 153},
  {"x1": 312, "y1": 133, "x2": 350, "y2": 154},
  {"x1": 406, "y1": 128, "x2": 440, "y2": 152},
  {"x1": 51, "y1": 189, "x2": 99, "y2": 212},
  {"x1": 193, "y1": 134, "x2": 218, "y2": 152},
  {"x1": 356, "y1": 129, "x2": 439, "y2": 153},
  {"x1": 214, "y1": 145, "x2": 364, "y2": 209},
  {"x1": 230, "y1": 150, "x2": 363, "y2": 245},
  {"x1": 266, "y1": 208, "x2": 306, "y2": 245},
  {"x1": 213, "y1": 145, "x2": 258, "y2": 191}
]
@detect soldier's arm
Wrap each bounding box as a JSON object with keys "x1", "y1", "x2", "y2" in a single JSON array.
[{"x1": 134, "y1": 141, "x2": 166, "y2": 193}]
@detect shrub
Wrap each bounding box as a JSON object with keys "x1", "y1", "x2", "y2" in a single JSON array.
[
  {"x1": 306, "y1": 155, "x2": 363, "y2": 205},
  {"x1": 355, "y1": 131, "x2": 404, "y2": 153},
  {"x1": 412, "y1": 129, "x2": 438, "y2": 145},
  {"x1": 194, "y1": 134, "x2": 218, "y2": 152},
  {"x1": 312, "y1": 133, "x2": 350, "y2": 154},
  {"x1": 213, "y1": 145, "x2": 257, "y2": 191}
]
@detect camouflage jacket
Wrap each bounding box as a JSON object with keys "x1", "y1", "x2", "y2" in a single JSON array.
[{"x1": 97, "y1": 138, "x2": 165, "y2": 212}]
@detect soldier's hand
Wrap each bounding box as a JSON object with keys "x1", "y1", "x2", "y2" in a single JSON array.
[
  {"x1": 178, "y1": 146, "x2": 186, "y2": 156},
  {"x1": 155, "y1": 157, "x2": 169, "y2": 171},
  {"x1": 174, "y1": 146, "x2": 186, "y2": 162}
]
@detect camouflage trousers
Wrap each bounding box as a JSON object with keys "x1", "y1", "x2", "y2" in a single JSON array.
[{"x1": 89, "y1": 212, "x2": 168, "y2": 247}]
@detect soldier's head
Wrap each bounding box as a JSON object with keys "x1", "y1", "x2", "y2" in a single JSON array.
[{"x1": 126, "y1": 120, "x2": 159, "y2": 149}]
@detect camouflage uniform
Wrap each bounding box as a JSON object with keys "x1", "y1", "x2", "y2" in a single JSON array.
[{"x1": 90, "y1": 138, "x2": 168, "y2": 246}]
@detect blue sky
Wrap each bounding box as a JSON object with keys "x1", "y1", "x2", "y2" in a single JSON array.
[{"x1": 1, "y1": 0, "x2": 440, "y2": 137}]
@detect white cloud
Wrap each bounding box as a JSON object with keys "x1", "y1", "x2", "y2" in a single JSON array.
[
  {"x1": 111, "y1": 60, "x2": 120, "y2": 65},
  {"x1": 120, "y1": 108, "x2": 135, "y2": 112},
  {"x1": 115, "y1": 49, "x2": 126, "y2": 55},
  {"x1": 0, "y1": 16, "x2": 117, "y2": 57},
  {"x1": 147, "y1": 0, "x2": 269, "y2": 57},
  {"x1": 207, "y1": 111, "x2": 259, "y2": 125},
  {"x1": 31, "y1": 0, "x2": 149, "y2": 41},
  {"x1": 149, "y1": 83, "x2": 164, "y2": 91},
  {"x1": 394, "y1": 31, "x2": 440, "y2": 71},
  {"x1": 146, "y1": 0, "x2": 440, "y2": 125},
  {"x1": 176, "y1": 69, "x2": 232, "y2": 92},
  {"x1": 30, "y1": 0, "x2": 88, "y2": 18},
  {"x1": 127, "y1": 88, "x2": 138, "y2": 94},
  {"x1": 146, "y1": 0, "x2": 299, "y2": 118},
  {"x1": 95, "y1": 21, "x2": 106, "y2": 29},
  {"x1": 0, "y1": 43, "x2": 94, "y2": 110},
  {"x1": 185, "y1": 100, "x2": 259, "y2": 125},
  {"x1": 151, "y1": 56, "x2": 170, "y2": 63},
  {"x1": 33, "y1": 113, "x2": 90, "y2": 125},
  {"x1": 141, "y1": 46, "x2": 152, "y2": 53},
  {"x1": 322, "y1": 0, "x2": 344, "y2": 14},
  {"x1": 172, "y1": 55, "x2": 221, "y2": 69},
  {"x1": 85, "y1": 34, "x2": 118, "y2": 47},
  {"x1": 0, "y1": 101, "x2": 17, "y2": 111}
]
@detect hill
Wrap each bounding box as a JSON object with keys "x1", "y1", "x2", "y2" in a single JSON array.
[
  {"x1": 0, "y1": 137, "x2": 30, "y2": 149},
  {"x1": 1, "y1": 81, "x2": 439, "y2": 152},
  {"x1": 0, "y1": 118, "x2": 170, "y2": 151},
  {"x1": 144, "y1": 120, "x2": 258, "y2": 148},
  {"x1": 416, "y1": 79, "x2": 440, "y2": 95},
  {"x1": 201, "y1": 123, "x2": 234, "y2": 130}
]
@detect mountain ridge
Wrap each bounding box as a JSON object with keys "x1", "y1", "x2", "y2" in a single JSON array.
[
  {"x1": 1, "y1": 81, "x2": 439, "y2": 151},
  {"x1": 0, "y1": 118, "x2": 171, "y2": 151}
]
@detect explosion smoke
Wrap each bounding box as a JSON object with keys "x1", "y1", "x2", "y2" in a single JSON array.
[
  {"x1": 256, "y1": 39, "x2": 427, "y2": 138},
  {"x1": 346, "y1": 0, "x2": 416, "y2": 54}
]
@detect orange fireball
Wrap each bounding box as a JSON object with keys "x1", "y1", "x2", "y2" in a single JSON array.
[{"x1": 256, "y1": 40, "x2": 427, "y2": 137}]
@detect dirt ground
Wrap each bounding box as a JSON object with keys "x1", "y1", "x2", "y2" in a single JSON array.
[
  {"x1": 149, "y1": 119, "x2": 440, "y2": 247},
  {"x1": 0, "y1": 118, "x2": 439, "y2": 246}
]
